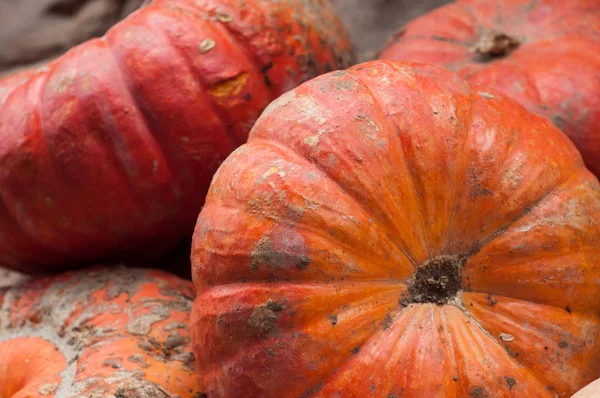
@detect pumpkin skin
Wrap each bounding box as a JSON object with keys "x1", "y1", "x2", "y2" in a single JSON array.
[
  {"x1": 0, "y1": 0, "x2": 352, "y2": 274},
  {"x1": 379, "y1": 0, "x2": 600, "y2": 177},
  {"x1": 0, "y1": 266, "x2": 203, "y2": 397},
  {"x1": 190, "y1": 60, "x2": 600, "y2": 397}
]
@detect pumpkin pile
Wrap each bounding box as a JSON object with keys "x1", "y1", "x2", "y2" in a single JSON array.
[
  {"x1": 0, "y1": 0, "x2": 352, "y2": 274},
  {"x1": 0, "y1": 0, "x2": 599, "y2": 397}
]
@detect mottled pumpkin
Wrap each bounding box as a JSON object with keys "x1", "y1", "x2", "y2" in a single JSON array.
[
  {"x1": 0, "y1": 0, "x2": 352, "y2": 274},
  {"x1": 379, "y1": 0, "x2": 600, "y2": 176},
  {"x1": 191, "y1": 61, "x2": 600, "y2": 397},
  {"x1": 0, "y1": 266, "x2": 203, "y2": 397}
]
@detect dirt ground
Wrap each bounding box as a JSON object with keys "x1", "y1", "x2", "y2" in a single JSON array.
[{"x1": 0, "y1": 0, "x2": 450, "y2": 76}]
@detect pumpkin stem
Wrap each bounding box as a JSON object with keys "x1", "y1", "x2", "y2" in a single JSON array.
[
  {"x1": 471, "y1": 28, "x2": 521, "y2": 62},
  {"x1": 407, "y1": 255, "x2": 464, "y2": 305}
]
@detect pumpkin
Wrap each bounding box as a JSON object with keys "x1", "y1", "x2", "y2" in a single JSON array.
[
  {"x1": 378, "y1": 0, "x2": 600, "y2": 177},
  {"x1": 0, "y1": 0, "x2": 352, "y2": 274},
  {"x1": 0, "y1": 266, "x2": 203, "y2": 397},
  {"x1": 190, "y1": 60, "x2": 600, "y2": 397}
]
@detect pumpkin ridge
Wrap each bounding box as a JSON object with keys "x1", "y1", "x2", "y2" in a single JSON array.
[
  {"x1": 0, "y1": 74, "x2": 70, "y2": 262},
  {"x1": 346, "y1": 66, "x2": 432, "y2": 259},
  {"x1": 176, "y1": 0, "x2": 275, "y2": 80},
  {"x1": 177, "y1": 0, "x2": 352, "y2": 92},
  {"x1": 321, "y1": 306, "x2": 427, "y2": 395},
  {"x1": 248, "y1": 135, "x2": 419, "y2": 271},
  {"x1": 462, "y1": 171, "x2": 600, "y2": 314},
  {"x1": 197, "y1": 285, "x2": 404, "y2": 395},
  {"x1": 195, "y1": 282, "x2": 404, "y2": 369},
  {"x1": 471, "y1": 166, "x2": 584, "y2": 257},
  {"x1": 308, "y1": 304, "x2": 424, "y2": 396},
  {"x1": 445, "y1": 304, "x2": 552, "y2": 397},
  {"x1": 104, "y1": 30, "x2": 190, "y2": 199},
  {"x1": 148, "y1": 13, "x2": 243, "y2": 150},
  {"x1": 466, "y1": 253, "x2": 600, "y2": 312},
  {"x1": 437, "y1": 305, "x2": 461, "y2": 392},
  {"x1": 155, "y1": 2, "x2": 264, "y2": 148},
  {"x1": 71, "y1": 42, "x2": 174, "y2": 215},
  {"x1": 438, "y1": 96, "x2": 476, "y2": 255},
  {"x1": 356, "y1": 60, "x2": 477, "y2": 257},
  {"x1": 455, "y1": 299, "x2": 499, "y2": 343},
  {"x1": 315, "y1": 303, "x2": 545, "y2": 396},
  {"x1": 395, "y1": 60, "x2": 477, "y2": 256},
  {"x1": 464, "y1": 292, "x2": 600, "y2": 393},
  {"x1": 192, "y1": 159, "x2": 416, "y2": 288}
]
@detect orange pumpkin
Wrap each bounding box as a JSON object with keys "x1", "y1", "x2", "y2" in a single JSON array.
[
  {"x1": 0, "y1": 266, "x2": 203, "y2": 397},
  {"x1": 0, "y1": 0, "x2": 352, "y2": 275},
  {"x1": 191, "y1": 61, "x2": 600, "y2": 397},
  {"x1": 379, "y1": 0, "x2": 600, "y2": 177}
]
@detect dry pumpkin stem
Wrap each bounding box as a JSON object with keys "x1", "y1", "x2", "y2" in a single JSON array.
[
  {"x1": 471, "y1": 27, "x2": 521, "y2": 62},
  {"x1": 407, "y1": 255, "x2": 464, "y2": 305},
  {"x1": 191, "y1": 60, "x2": 600, "y2": 398},
  {"x1": 0, "y1": 266, "x2": 204, "y2": 397}
]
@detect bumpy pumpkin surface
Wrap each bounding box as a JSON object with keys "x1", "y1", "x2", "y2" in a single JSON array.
[
  {"x1": 0, "y1": 0, "x2": 352, "y2": 274},
  {"x1": 191, "y1": 61, "x2": 600, "y2": 397},
  {"x1": 0, "y1": 266, "x2": 203, "y2": 397},
  {"x1": 379, "y1": 0, "x2": 600, "y2": 176}
]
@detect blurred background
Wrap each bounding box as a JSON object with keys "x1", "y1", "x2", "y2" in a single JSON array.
[{"x1": 0, "y1": 0, "x2": 450, "y2": 77}]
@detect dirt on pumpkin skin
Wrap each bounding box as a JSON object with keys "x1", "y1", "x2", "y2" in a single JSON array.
[
  {"x1": 251, "y1": 235, "x2": 311, "y2": 272},
  {"x1": 247, "y1": 301, "x2": 285, "y2": 336}
]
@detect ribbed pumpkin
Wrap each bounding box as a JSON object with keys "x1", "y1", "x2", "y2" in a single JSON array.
[
  {"x1": 0, "y1": 266, "x2": 202, "y2": 397},
  {"x1": 0, "y1": 0, "x2": 352, "y2": 274},
  {"x1": 379, "y1": 0, "x2": 600, "y2": 177},
  {"x1": 191, "y1": 61, "x2": 600, "y2": 397}
]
